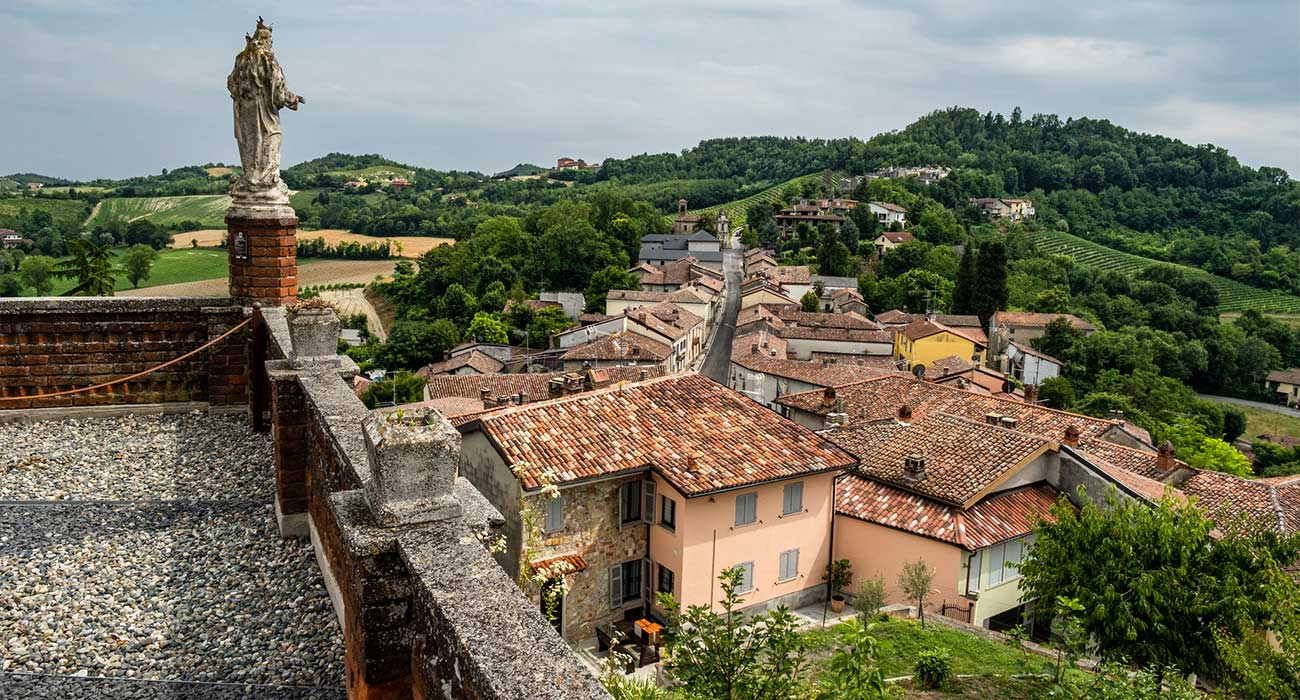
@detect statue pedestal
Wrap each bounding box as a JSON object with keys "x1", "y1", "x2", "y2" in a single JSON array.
[{"x1": 226, "y1": 214, "x2": 298, "y2": 306}]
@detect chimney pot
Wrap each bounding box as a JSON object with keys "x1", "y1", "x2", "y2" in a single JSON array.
[
  {"x1": 903, "y1": 454, "x2": 927, "y2": 480},
  {"x1": 1000, "y1": 416, "x2": 1018, "y2": 429},
  {"x1": 821, "y1": 359, "x2": 830, "y2": 369},
  {"x1": 519, "y1": 392, "x2": 528, "y2": 404},
  {"x1": 984, "y1": 412, "x2": 1002, "y2": 426},
  {"x1": 822, "y1": 386, "x2": 837, "y2": 405},
  {"x1": 751, "y1": 343, "x2": 759, "y2": 355},
  {"x1": 638, "y1": 369, "x2": 648, "y2": 381},
  {"x1": 1024, "y1": 384, "x2": 1038, "y2": 405},
  {"x1": 1063, "y1": 425, "x2": 1081, "y2": 447},
  {"x1": 897, "y1": 404, "x2": 913, "y2": 422},
  {"x1": 479, "y1": 387, "x2": 491, "y2": 401}
]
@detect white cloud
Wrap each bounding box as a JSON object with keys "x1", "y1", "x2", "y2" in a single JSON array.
[{"x1": 1136, "y1": 98, "x2": 1300, "y2": 172}]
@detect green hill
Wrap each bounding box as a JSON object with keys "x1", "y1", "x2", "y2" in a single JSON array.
[
  {"x1": 494, "y1": 163, "x2": 548, "y2": 178},
  {"x1": 0, "y1": 197, "x2": 92, "y2": 231},
  {"x1": 1030, "y1": 229, "x2": 1300, "y2": 314},
  {"x1": 659, "y1": 173, "x2": 820, "y2": 229},
  {"x1": 91, "y1": 195, "x2": 230, "y2": 228}
]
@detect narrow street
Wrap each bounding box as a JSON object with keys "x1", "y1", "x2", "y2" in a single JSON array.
[
  {"x1": 700, "y1": 237, "x2": 743, "y2": 383},
  {"x1": 1198, "y1": 393, "x2": 1300, "y2": 418}
]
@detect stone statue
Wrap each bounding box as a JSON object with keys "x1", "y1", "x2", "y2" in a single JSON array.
[{"x1": 227, "y1": 17, "x2": 304, "y2": 219}]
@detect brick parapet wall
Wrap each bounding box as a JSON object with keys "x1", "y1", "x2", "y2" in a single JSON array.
[
  {"x1": 227, "y1": 216, "x2": 299, "y2": 307},
  {"x1": 279, "y1": 351, "x2": 609, "y2": 699},
  {"x1": 0, "y1": 297, "x2": 249, "y2": 410}
]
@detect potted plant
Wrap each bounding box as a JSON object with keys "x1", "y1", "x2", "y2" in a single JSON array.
[{"x1": 823, "y1": 558, "x2": 853, "y2": 612}]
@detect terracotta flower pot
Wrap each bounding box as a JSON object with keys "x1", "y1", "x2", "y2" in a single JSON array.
[{"x1": 830, "y1": 594, "x2": 846, "y2": 613}]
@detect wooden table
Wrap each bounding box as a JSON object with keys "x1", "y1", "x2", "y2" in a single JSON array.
[{"x1": 635, "y1": 618, "x2": 662, "y2": 646}]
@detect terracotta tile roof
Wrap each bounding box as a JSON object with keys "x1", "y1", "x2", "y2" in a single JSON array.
[
  {"x1": 752, "y1": 265, "x2": 812, "y2": 285},
  {"x1": 636, "y1": 258, "x2": 711, "y2": 287},
  {"x1": 931, "y1": 366, "x2": 1021, "y2": 397},
  {"x1": 559, "y1": 331, "x2": 671, "y2": 362},
  {"x1": 442, "y1": 366, "x2": 669, "y2": 427},
  {"x1": 530, "y1": 553, "x2": 588, "y2": 577},
  {"x1": 1179, "y1": 470, "x2": 1299, "y2": 534},
  {"x1": 737, "y1": 305, "x2": 785, "y2": 331},
  {"x1": 578, "y1": 312, "x2": 615, "y2": 324},
  {"x1": 426, "y1": 372, "x2": 562, "y2": 402},
  {"x1": 766, "y1": 305, "x2": 882, "y2": 330},
  {"x1": 1267, "y1": 369, "x2": 1300, "y2": 385},
  {"x1": 869, "y1": 201, "x2": 908, "y2": 213},
  {"x1": 809, "y1": 353, "x2": 901, "y2": 371},
  {"x1": 1072, "y1": 450, "x2": 1184, "y2": 504},
  {"x1": 779, "y1": 375, "x2": 1120, "y2": 445},
  {"x1": 740, "y1": 284, "x2": 800, "y2": 306},
  {"x1": 1008, "y1": 341, "x2": 1061, "y2": 365},
  {"x1": 607, "y1": 289, "x2": 671, "y2": 302},
  {"x1": 832, "y1": 288, "x2": 864, "y2": 300},
  {"x1": 876, "y1": 311, "x2": 982, "y2": 328},
  {"x1": 898, "y1": 318, "x2": 988, "y2": 345},
  {"x1": 729, "y1": 355, "x2": 895, "y2": 387},
  {"x1": 467, "y1": 373, "x2": 858, "y2": 495},
  {"x1": 626, "y1": 302, "x2": 702, "y2": 341},
  {"x1": 926, "y1": 355, "x2": 973, "y2": 377},
  {"x1": 416, "y1": 350, "x2": 505, "y2": 377},
  {"x1": 782, "y1": 326, "x2": 894, "y2": 343},
  {"x1": 993, "y1": 311, "x2": 1096, "y2": 332},
  {"x1": 823, "y1": 413, "x2": 1051, "y2": 507},
  {"x1": 380, "y1": 396, "x2": 487, "y2": 419},
  {"x1": 732, "y1": 331, "x2": 788, "y2": 360},
  {"x1": 693, "y1": 276, "x2": 725, "y2": 294},
  {"x1": 1075, "y1": 438, "x2": 1176, "y2": 481},
  {"x1": 878, "y1": 232, "x2": 914, "y2": 243},
  {"x1": 836, "y1": 475, "x2": 1060, "y2": 550}
]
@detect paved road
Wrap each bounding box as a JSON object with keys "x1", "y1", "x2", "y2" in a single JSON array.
[
  {"x1": 700, "y1": 240, "x2": 743, "y2": 383},
  {"x1": 1198, "y1": 393, "x2": 1300, "y2": 418}
]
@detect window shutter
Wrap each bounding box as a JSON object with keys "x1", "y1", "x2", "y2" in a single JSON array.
[
  {"x1": 609, "y1": 565, "x2": 623, "y2": 609},
  {"x1": 618, "y1": 483, "x2": 627, "y2": 524},
  {"x1": 642, "y1": 480, "x2": 656, "y2": 525},
  {"x1": 641, "y1": 559, "x2": 652, "y2": 602}
]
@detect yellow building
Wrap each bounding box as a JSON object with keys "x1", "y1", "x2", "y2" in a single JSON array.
[{"x1": 894, "y1": 318, "x2": 988, "y2": 371}]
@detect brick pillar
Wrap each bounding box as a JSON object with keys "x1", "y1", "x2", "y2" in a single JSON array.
[
  {"x1": 271, "y1": 374, "x2": 309, "y2": 535},
  {"x1": 226, "y1": 215, "x2": 298, "y2": 306}
]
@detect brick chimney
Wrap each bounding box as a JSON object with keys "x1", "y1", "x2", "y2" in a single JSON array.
[
  {"x1": 638, "y1": 369, "x2": 648, "y2": 381},
  {"x1": 548, "y1": 377, "x2": 565, "y2": 398},
  {"x1": 984, "y1": 412, "x2": 1002, "y2": 426},
  {"x1": 1024, "y1": 384, "x2": 1038, "y2": 405},
  {"x1": 479, "y1": 387, "x2": 491, "y2": 402},
  {"x1": 821, "y1": 386, "x2": 837, "y2": 407},
  {"x1": 1156, "y1": 440, "x2": 1176, "y2": 472},
  {"x1": 897, "y1": 404, "x2": 913, "y2": 423},
  {"x1": 751, "y1": 343, "x2": 759, "y2": 355},
  {"x1": 1063, "y1": 425, "x2": 1081, "y2": 447}
]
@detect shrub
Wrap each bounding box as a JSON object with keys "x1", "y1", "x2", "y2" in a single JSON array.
[
  {"x1": 913, "y1": 649, "x2": 952, "y2": 689},
  {"x1": 854, "y1": 575, "x2": 888, "y2": 621}
]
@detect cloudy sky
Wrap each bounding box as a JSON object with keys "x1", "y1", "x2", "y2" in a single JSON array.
[{"x1": 3, "y1": 0, "x2": 1298, "y2": 180}]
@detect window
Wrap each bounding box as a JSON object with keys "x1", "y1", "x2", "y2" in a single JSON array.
[
  {"x1": 733, "y1": 562, "x2": 755, "y2": 593},
  {"x1": 620, "y1": 481, "x2": 642, "y2": 524},
  {"x1": 735, "y1": 493, "x2": 757, "y2": 527},
  {"x1": 782, "y1": 482, "x2": 804, "y2": 516},
  {"x1": 657, "y1": 564, "x2": 675, "y2": 596},
  {"x1": 966, "y1": 550, "x2": 982, "y2": 594},
  {"x1": 660, "y1": 495, "x2": 676, "y2": 531},
  {"x1": 982, "y1": 536, "x2": 1032, "y2": 589},
  {"x1": 543, "y1": 495, "x2": 564, "y2": 533},
  {"x1": 619, "y1": 480, "x2": 655, "y2": 525},
  {"x1": 609, "y1": 560, "x2": 647, "y2": 608},
  {"x1": 778, "y1": 549, "x2": 799, "y2": 582}
]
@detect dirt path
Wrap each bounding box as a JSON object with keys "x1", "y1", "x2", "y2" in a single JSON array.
[
  {"x1": 319, "y1": 287, "x2": 388, "y2": 341},
  {"x1": 83, "y1": 200, "x2": 102, "y2": 227}
]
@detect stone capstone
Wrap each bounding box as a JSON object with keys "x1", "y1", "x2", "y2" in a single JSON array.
[{"x1": 363, "y1": 412, "x2": 462, "y2": 527}]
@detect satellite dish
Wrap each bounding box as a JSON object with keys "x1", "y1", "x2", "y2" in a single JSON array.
[
  {"x1": 912, "y1": 364, "x2": 926, "y2": 378},
  {"x1": 1001, "y1": 380, "x2": 1016, "y2": 394}
]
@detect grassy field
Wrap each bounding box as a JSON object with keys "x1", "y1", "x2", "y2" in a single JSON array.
[
  {"x1": 1199, "y1": 397, "x2": 1300, "y2": 439},
  {"x1": 0, "y1": 197, "x2": 92, "y2": 230},
  {"x1": 91, "y1": 195, "x2": 231, "y2": 228},
  {"x1": 1032, "y1": 230, "x2": 1300, "y2": 314},
  {"x1": 43, "y1": 248, "x2": 230, "y2": 295},
  {"x1": 658, "y1": 173, "x2": 820, "y2": 230}
]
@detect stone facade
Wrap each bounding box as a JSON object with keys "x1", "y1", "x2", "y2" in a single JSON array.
[
  {"x1": 227, "y1": 215, "x2": 299, "y2": 306},
  {"x1": 528, "y1": 476, "x2": 650, "y2": 642},
  {"x1": 0, "y1": 297, "x2": 247, "y2": 410}
]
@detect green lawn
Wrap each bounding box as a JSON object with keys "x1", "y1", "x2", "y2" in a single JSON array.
[
  {"x1": 1200, "y1": 397, "x2": 1300, "y2": 439},
  {"x1": 45, "y1": 248, "x2": 230, "y2": 295}
]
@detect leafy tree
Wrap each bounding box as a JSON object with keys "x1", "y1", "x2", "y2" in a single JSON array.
[
  {"x1": 584, "y1": 266, "x2": 641, "y2": 313},
  {"x1": 0, "y1": 273, "x2": 21, "y2": 297},
  {"x1": 800, "y1": 289, "x2": 820, "y2": 312},
  {"x1": 527, "y1": 306, "x2": 573, "y2": 349},
  {"x1": 879, "y1": 269, "x2": 953, "y2": 313},
  {"x1": 374, "y1": 318, "x2": 460, "y2": 370},
  {"x1": 814, "y1": 617, "x2": 887, "y2": 700},
  {"x1": 54, "y1": 238, "x2": 119, "y2": 296},
  {"x1": 478, "y1": 280, "x2": 509, "y2": 314},
  {"x1": 1019, "y1": 489, "x2": 1300, "y2": 685},
  {"x1": 879, "y1": 240, "x2": 934, "y2": 279},
  {"x1": 1037, "y1": 376, "x2": 1076, "y2": 409},
  {"x1": 853, "y1": 575, "x2": 888, "y2": 622},
  {"x1": 440, "y1": 283, "x2": 477, "y2": 327},
  {"x1": 816, "y1": 234, "x2": 854, "y2": 277},
  {"x1": 658, "y1": 567, "x2": 808, "y2": 700},
  {"x1": 837, "y1": 217, "x2": 860, "y2": 251},
  {"x1": 1032, "y1": 317, "x2": 1085, "y2": 361},
  {"x1": 121, "y1": 244, "x2": 159, "y2": 288},
  {"x1": 1029, "y1": 287, "x2": 1071, "y2": 314},
  {"x1": 898, "y1": 558, "x2": 935, "y2": 627},
  {"x1": 18, "y1": 255, "x2": 55, "y2": 296},
  {"x1": 465, "y1": 312, "x2": 508, "y2": 344},
  {"x1": 358, "y1": 371, "x2": 426, "y2": 408}
]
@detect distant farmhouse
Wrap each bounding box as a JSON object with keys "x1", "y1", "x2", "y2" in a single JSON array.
[
  {"x1": 970, "y1": 197, "x2": 1035, "y2": 221},
  {"x1": 555, "y1": 157, "x2": 602, "y2": 172}
]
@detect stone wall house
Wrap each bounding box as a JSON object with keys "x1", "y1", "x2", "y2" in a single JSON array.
[{"x1": 455, "y1": 374, "x2": 858, "y2": 642}]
